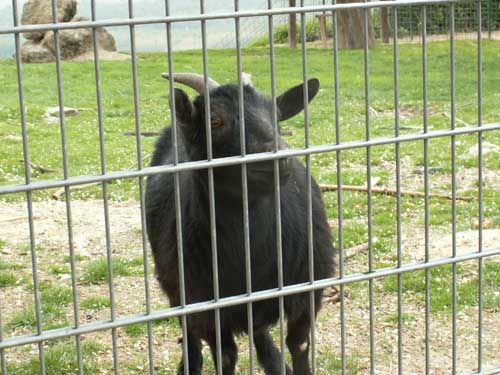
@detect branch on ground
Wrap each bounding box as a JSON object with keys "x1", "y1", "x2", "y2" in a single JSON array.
[
  {"x1": 320, "y1": 184, "x2": 472, "y2": 202},
  {"x1": 20, "y1": 160, "x2": 60, "y2": 174},
  {"x1": 123, "y1": 131, "x2": 161, "y2": 137}
]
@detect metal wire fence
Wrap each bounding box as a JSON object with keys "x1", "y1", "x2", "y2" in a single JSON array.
[
  {"x1": 0, "y1": 0, "x2": 499, "y2": 374},
  {"x1": 380, "y1": 0, "x2": 500, "y2": 40}
]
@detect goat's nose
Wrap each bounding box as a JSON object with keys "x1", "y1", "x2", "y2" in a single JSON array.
[{"x1": 278, "y1": 158, "x2": 292, "y2": 179}]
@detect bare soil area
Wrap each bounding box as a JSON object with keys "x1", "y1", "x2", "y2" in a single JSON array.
[{"x1": 0, "y1": 199, "x2": 499, "y2": 374}]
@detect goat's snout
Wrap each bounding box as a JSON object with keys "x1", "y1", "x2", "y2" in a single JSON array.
[
  {"x1": 251, "y1": 137, "x2": 288, "y2": 154},
  {"x1": 278, "y1": 157, "x2": 293, "y2": 182}
]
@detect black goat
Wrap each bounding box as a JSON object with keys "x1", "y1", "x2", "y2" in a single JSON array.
[{"x1": 145, "y1": 73, "x2": 335, "y2": 375}]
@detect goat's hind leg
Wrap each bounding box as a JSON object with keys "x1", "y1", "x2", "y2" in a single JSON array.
[
  {"x1": 286, "y1": 312, "x2": 312, "y2": 375},
  {"x1": 207, "y1": 331, "x2": 238, "y2": 375},
  {"x1": 177, "y1": 331, "x2": 203, "y2": 375},
  {"x1": 254, "y1": 330, "x2": 292, "y2": 375}
]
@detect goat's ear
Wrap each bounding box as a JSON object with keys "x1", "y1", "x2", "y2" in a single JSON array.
[
  {"x1": 173, "y1": 88, "x2": 194, "y2": 126},
  {"x1": 276, "y1": 78, "x2": 320, "y2": 122}
]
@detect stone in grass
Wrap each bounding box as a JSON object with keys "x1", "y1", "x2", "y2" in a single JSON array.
[
  {"x1": 44, "y1": 106, "x2": 87, "y2": 123},
  {"x1": 20, "y1": 40, "x2": 55, "y2": 63},
  {"x1": 42, "y1": 16, "x2": 117, "y2": 60},
  {"x1": 21, "y1": 0, "x2": 77, "y2": 41},
  {"x1": 462, "y1": 142, "x2": 500, "y2": 159}
]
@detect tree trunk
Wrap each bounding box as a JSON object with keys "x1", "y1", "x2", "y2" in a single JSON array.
[
  {"x1": 380, "y1": 6, "x2": 390, "y2": 43},
  {"x1": 337, "y1": 0, "x2": 376, "y2": 49},
  {"x1": 288, "y1": 0, "x2": 297, "y2": 48}
]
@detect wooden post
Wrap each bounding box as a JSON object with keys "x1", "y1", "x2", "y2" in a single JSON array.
[{"x1": 288, "y1": 0, "x2": 297, "y2": 48}]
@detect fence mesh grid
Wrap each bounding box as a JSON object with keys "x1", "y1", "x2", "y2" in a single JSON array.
[{"x1": 1, "y1": 0, "x2": 499, "y2": 374}]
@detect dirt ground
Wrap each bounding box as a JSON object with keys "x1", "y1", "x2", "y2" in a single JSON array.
[{"x1": 0, "y1": 198, "x2": 499, "y2": 374}]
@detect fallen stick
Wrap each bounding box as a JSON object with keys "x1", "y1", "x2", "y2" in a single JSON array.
[
  {"x1": 442, "y1": 112, "x2": 472, "y2": 127},
  {"x1": 344, "y1": 242, "x2": 371, "y2": 260},
  {"x1": 20, "y1": 160, "x2": 60, "y2": 174},
  {"x1": 52, "y1": 182, "x2": 102, "y2": 200},
  {"x1": 123, "y1": 131, "x2": 161, "y2": 137},
  {"x1": 125, "y1": 153, "x2": 152, "y2": 171},
  {"x1": 331, "y1": 241, "x2": 375, "y2": 274},
  {"x1": 0, "y1": 215, "x2": 42, "y2": 224},
  {"x1": 319, "y1": 184, "x2": 473, "y2": 202}
]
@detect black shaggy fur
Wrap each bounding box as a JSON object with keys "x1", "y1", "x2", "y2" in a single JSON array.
[{"x1": 146, "y1": 79, "x2": 335, "y2": 375}]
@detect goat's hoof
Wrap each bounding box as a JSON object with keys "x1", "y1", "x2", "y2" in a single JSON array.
[
  {"x1": 177, "y1": 366, "x2": 201, "y2": 375},
  {"x1": 177, "y1": 371, "x2": 201, "y2": 375}
]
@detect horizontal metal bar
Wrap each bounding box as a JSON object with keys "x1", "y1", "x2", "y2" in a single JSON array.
[
  {"x1": 0, "y1": 0, "x2": 471, "y2": 35},
  {"x1": 1, "y1": 245, "x2": 499, "y2": 350},
  {"x1": 461, "y1": 366, "x2": 500, "y2": 375},
  {"x1": 1, "y1": 122, "x2": 499, "y2": 196}
]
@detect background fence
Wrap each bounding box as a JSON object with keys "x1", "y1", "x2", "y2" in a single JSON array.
[{"x1": 0, "y1": 0, "x2": 500, "y2": 374}]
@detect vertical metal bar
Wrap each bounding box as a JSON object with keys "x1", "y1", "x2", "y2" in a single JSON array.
[
  {"x1": 421, "y1": 6, "x2": 431, "y2": 375},
  {"x1": 48, "y1": 0, "x2": 83, "y2": 372},
  {"x1": 393, "y1": 6, "x2": 404, "y2": 375},
  {"x1": 267, "y1": 2, "x2": 286, "y2": 374},
  {"x1": 199, "y1": 2, "x2": 223, "y2": 374},
  {"x1": 11, "y1": 1, "x2": 46, "y2": 374},
  {"x1": 233, "y1": 1, "x2": 255, "y2": 374},
  {"x1": 487, "y1": 0, "x2": 492, "y2": 39},
  {"x1": 332, "y1": 3, "x2": 346, "y2": 375},
  {"x1": 299, "y1": 2, "x2": 316, "y2": 374},
  {"x1": 410, "y1": 5, "x2": 414, "y2": 41},
  {"x1": 449, "y1": 4, "x2": 457, "y2": 374},
  {"x1": 90, "y1": 1, "x2": 119, "y2": 373},
  {"x1": 0, "y1": 300, "x2": 6, "y2": 374},
  {"x1": 477, "y1": 0, "x2": 484, "y2": 371},
  {"x1": 164, "y1": 6, "x2": 190, "y2": 375},
  {"x1": 163, "y1": 2, "x2": 190, "y2": 374},
  {"x1": 127, "y1": 1, "x2": 155, "y2": 373},
  {"x1": 362, "y1": 5, "x2": 375, "y2": 375}
]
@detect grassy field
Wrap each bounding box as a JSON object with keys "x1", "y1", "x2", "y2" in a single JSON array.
[{"x1": 0, "y1": 39, "x2": 500, "y2": 374}]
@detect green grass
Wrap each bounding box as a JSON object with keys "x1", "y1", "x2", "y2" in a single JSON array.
[
  {"x1": 385, "y1": 312, "x2": 418, "y2": 324},
  {"x1": 0, "y1": 39, "x2": 498, "y2": 344},
  {"x1": 80, "y1": 256, "x2": 141, "y2": 284},
  {"x1": 381, "y1": 262, "x2": 500, "y2": 312},
  {"x1": 317, "y1": 352, "x2": 363, "y2": 375},
  {"x1": 0, "y1": 271, "x2": 18, "y2": 287},
  {"x1": 63, "y1": 254, "x2": 85, "y2": 262},
  {"x1": 1, "y1": 40, "x2": 499, "y2": 206},
  {"x1": 123, "y1": 322, "x2": 149, "y2": 338},
  {"x1": 0, "y1": 258, "x2": 24, "y2": 271},
  {"x1": 7, "y1": 282, "x2": 73, "y2": 330},
  {"x1": 80, "y1": 296, "x2": 111, "y2": 309},
  {"x1": 7, "y1": 340, "x2": 102, "y2": 375},
  {"x1": 123, "y1": 318, "x2": 178, "y2": 338},
  {"x1": 48, "y1": 264, "x2": 71, "y2": 275}
]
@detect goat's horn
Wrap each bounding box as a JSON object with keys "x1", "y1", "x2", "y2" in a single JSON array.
[
  {"x1": 242, "y1": 72, "x2": 253, "y2": 87},
  {"x1": 161, "y1": 72, "x2": 220, "y2": 93}
]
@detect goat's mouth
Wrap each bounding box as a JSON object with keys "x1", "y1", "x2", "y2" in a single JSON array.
[{"x1": 247, "y1": 159, "x2": 292, "y2": 185}]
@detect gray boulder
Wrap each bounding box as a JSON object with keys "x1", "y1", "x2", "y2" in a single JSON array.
[
  {"x1": 21, "y1": 0, "x2": 77, "y2": 41},
  {"x1": 20, "y1": 40, "x2": 55, "y2": 63},
  {"x1": 42, "y1": 16, "x2": 117, "y2": 60}
]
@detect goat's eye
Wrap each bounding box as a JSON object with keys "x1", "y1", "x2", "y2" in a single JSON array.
[{"x1": 211, "y1": 117, "x2": 224, "y2": 129}]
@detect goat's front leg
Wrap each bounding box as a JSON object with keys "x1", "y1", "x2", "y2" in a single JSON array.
[
  {"x1": 254, "y1": 329, "x2": 292, "y2": 375},
  {"x1": 207, "y1": 331, "x2": 238, "y2": 375},
  {"x1": 177, "y1": 331, "x2": 203, "y2": 375},
  {"x1": 286, "y1": 313, "x2": 312, "y2": 375}
]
